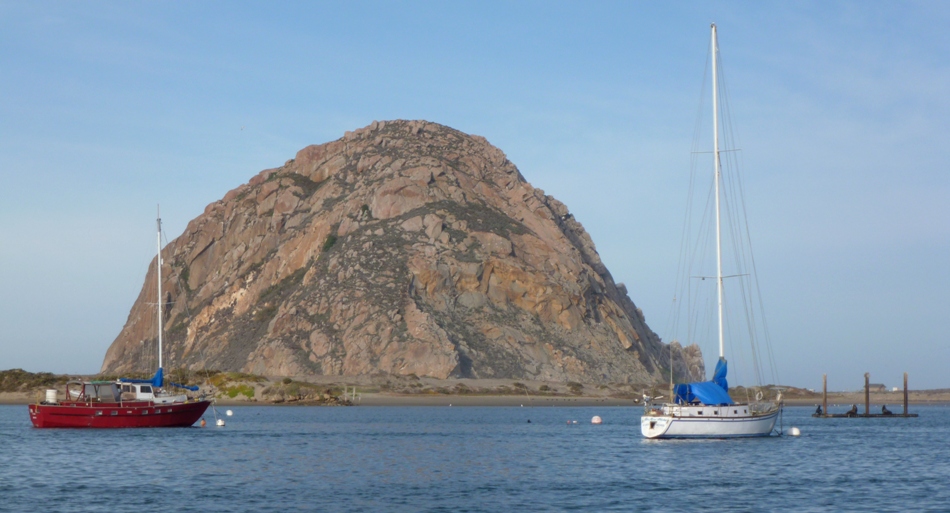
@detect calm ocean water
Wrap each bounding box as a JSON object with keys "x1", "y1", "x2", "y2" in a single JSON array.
[{"x1": 2, "y1": 403, "x2": 948, "y2": 512}]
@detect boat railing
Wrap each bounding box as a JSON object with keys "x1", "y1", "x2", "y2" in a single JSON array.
[{"x1": 750, "y1": 401, "x2": 778, "y2": 415}]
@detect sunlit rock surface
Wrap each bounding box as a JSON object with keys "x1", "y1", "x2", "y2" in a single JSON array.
[{"x1": 101, "y1": 120, "x2": 703, "y2": 383}]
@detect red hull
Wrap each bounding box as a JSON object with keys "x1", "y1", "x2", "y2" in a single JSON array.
[{"x1": 28, "y1": 400, "x2": 211, "y2": 428}]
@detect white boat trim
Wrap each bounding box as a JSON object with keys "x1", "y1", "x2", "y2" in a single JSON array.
[{"x1": 642, "y1": 404, "x2": 779, "y2": 439}]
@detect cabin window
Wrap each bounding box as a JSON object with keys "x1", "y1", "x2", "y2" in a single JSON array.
[
  {"x1": 713, "y1": 411, "x2": 718, "y2": 415},
  {"x1": 141, "y1": 386, "x2": 152, "y2": 394},
  {"x1": 744, "y1": 409, "x2": 747, "y2": 413},
  {"x1": 734, "y1": 410, "x2": 738, "y2": 414},
  {"x1": 697, "y1": 411, "x2": 703, "y2": 415},
  {"x1": 121, "y1": 385, "x2": 131, "y2": 393},
  {"x1": 111, "y1": 411, "x2": 118, "y2": 416},
  {"x1": 95, "y1": 411, "x2": 103, "y2": 416}
]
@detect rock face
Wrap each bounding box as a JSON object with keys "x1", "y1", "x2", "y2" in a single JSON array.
[{"x1": 101, "y1": 120, "x2": 704, "y2": 383}]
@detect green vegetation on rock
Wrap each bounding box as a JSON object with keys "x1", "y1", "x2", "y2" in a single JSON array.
[
  {"x1": 223, "y1": 383, "x2": 255, "y2": 399},
  {"x1": 322, "y1": 234, "x2": 338, "y2": 252}
]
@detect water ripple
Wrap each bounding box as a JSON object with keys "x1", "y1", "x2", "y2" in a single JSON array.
[{"x1": 3, "y1": 405, "x2": 949, "y2": 512}]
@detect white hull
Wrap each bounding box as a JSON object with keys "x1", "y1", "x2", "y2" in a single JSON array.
[{"x1": 641, "y1": 404, "x2": 779, "y2": 439}]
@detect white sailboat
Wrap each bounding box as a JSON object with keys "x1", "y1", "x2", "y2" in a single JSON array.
[{"x1": 641, "y1": 24, "x2": 780, "y2": 439}]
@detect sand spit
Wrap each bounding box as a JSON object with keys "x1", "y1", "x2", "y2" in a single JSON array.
[{"x1": 4, "y1": 374, "x2": 949, "y2": 407}]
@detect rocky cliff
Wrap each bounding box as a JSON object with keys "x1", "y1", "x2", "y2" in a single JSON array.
[{"x1": 101, "y1": 120, "x2": 704, "y2": 383}]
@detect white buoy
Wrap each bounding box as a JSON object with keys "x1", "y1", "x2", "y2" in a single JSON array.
[
  {"x1": 788, "y1": 427, "x2": 801, "y2": 437},
  {"x1": 572, "y1": 420, "x2": 578, "y2": 424},
  {"x1": 591, "y1": 415, "x2": 603, "y2": 425},
  {"x1": 226, "y1": 409, "x2": 233, "y2": 417},
  {"x1": 216, "y1": 419, "x2": 226, "y2": 427}
]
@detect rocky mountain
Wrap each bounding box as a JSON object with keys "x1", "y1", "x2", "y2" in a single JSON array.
[{"x1": 101, "y1": 120, "x2": 704, "y2": 384}]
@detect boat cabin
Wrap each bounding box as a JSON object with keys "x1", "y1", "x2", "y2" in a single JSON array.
[
  {"x1": 119, "y1": 382, "x2": 188, "y2": 404},
  {"x1": 63, "y1": 381, "x2": 169, "y2": 403},
  {"x1": 66, "y1": 381, "x2": 120, "y2": 402},
  {"x1": 120, "y1": 383, "x2": 156, "y2": 401}
]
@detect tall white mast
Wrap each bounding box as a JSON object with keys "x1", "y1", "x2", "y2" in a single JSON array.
[
  {"x1": 157, "y1": 205, "x2": 163, "y2": 371},
  {"x1": 712, "y1": 23, "x2": 724, "y2": 360}
]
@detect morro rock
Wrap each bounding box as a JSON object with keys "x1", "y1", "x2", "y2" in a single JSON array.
[{"x1": 101, "y1": 120, "x2": 703, "y2": 383}]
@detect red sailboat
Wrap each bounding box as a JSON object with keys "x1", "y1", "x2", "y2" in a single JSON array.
[{"x1": 29, "y1": 208, "x2": 211, "y2": 428}]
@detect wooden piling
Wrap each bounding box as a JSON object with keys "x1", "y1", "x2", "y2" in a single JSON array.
[
  {"x1": 903, "y1": 372, "x2": 908, "y2": 416},
  {"x1": 822, "y1": 374, "x2": 827, "y2": 415},
  {"x1": 812, "y1": 372, "x2": 918, "y2": 418}
]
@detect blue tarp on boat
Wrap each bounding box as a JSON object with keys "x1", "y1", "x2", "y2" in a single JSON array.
[
  {"x1": 673, "y1": 358, "x2": 734, "y2": 406},
  {"x1": 711, "y1": 358, "x2": 728, "y2": 391},
  {"x1": 119, "y1": 368, "x2": 199, "y2": 391},
  {"x1": 169, "y1": 381, "x2": 199, "y2": 391},
  {"x1": 119, "y1": 368, "x2": 164, "y2": 388}
]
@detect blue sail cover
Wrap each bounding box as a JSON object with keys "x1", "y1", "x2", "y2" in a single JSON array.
[
  {"x1": 119, "y1": 368, "x2": 164, "y2": 388},
  {"x1": 169, "y1": 382, "x2": 199, "y2": 391},
  {"x1": 673, "y1": 358, "x2": 734, "y2": 406},
  {"x1": 119, "y1": 367, "x2": 198, "y2": 392},
  {"x1": 118, "y1": 368, "x2": 199, "y2": 391},
  {"x1": 712, "y1": 358, "x2": 728, "y2": 390}
]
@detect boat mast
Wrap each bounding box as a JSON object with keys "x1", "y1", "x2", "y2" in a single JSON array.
[
  {"x1": 711, "y1": 23, "x2": 724, "y2": 361},
  {"x1": 157, "y1": 205, "x2": 163, "y2": 372}
]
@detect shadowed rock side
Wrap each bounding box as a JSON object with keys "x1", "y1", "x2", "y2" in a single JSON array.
[{"x1": 101, "y1": 120, "x2": 704, "y2": 384}]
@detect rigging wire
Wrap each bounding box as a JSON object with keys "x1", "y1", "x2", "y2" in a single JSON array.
[
  {"x1": 714, "y1": 39, "x2": 779, "y2": 388},
  {"x1": 723, "y1": 38, "x2": 777, "y2": 397},
  {"x1": 717, "y1": 44, "x2": 760, "y2": 387},
  {"x1": 664, "y1": 41, "x2": 712, "y2": 382},
  {"x1": 665, "y1": 30, "x2": 779, "y2": 392}
]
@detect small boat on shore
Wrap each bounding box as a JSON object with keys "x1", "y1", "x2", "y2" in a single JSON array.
[{"x1": 29, "y1": 209, "x2": 211, "y2": 428}]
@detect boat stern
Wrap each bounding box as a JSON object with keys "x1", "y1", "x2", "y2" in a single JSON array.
[
  {"x1": 641, "y1": 413, "x2": 672, "y2": 438},
  {"x1": 28, "y1": 404, "x2": 42, "y2": 428}
]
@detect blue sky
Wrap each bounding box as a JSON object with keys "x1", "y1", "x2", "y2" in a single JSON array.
[{"x1": 1, "y1": 2, "x2": 947, "y2": 390}]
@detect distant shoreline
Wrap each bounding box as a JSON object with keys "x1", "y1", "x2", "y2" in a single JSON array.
[
  {"x1": 5, "y1": 369, "x2": 948, "y2": 407},
  {"x1": 4, "y1": 390, "x2": 949, "y2": 407}
]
